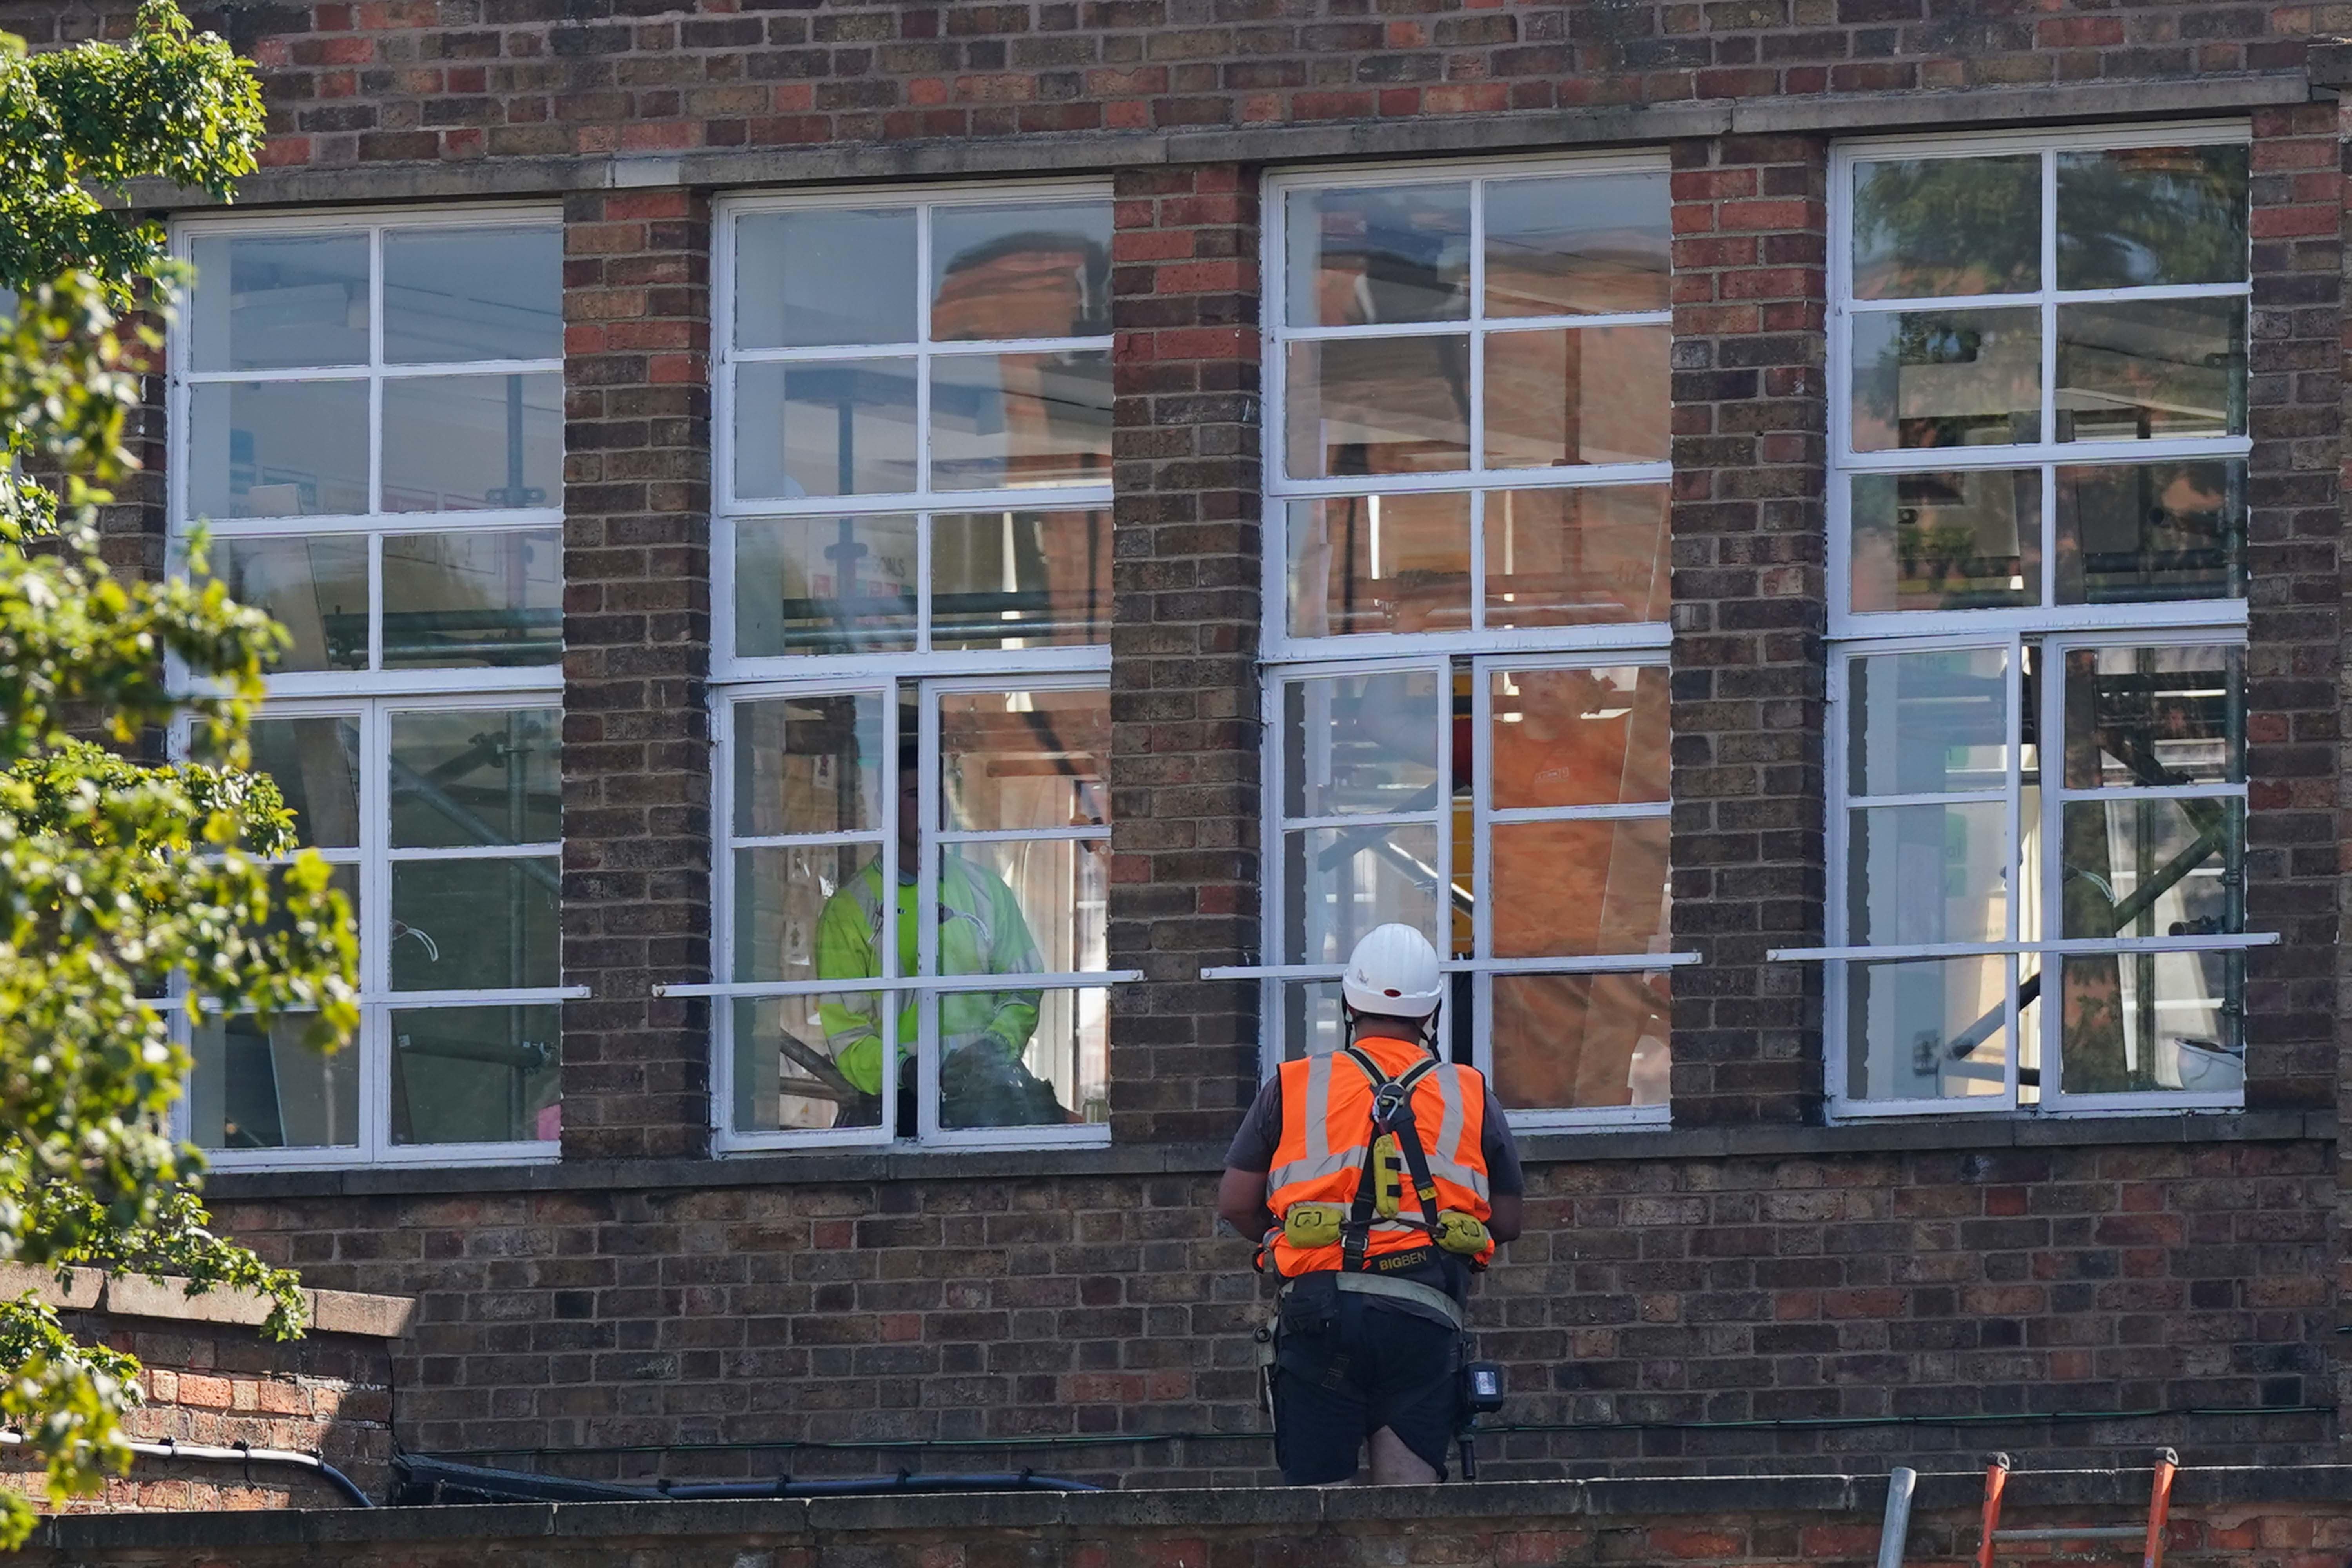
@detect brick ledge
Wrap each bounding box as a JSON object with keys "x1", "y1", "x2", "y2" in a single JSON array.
[
  {"x1": 29, "y1": 1465, "x2": 2352, "y2": 1552},
  {"x1": 198, "y1": 1109, "x2": 2330, "y2": 1201},
  {"x1": 0, "y1": 1266, "x2": 413, "y2": 1339}
]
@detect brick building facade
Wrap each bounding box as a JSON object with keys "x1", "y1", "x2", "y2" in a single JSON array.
[{"x1": 7, "y1": 0, "x2": 2348, "y2": 1489}]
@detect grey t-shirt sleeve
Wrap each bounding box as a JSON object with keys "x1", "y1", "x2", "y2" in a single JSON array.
[
  {"x1": 1223, "y1": 1075, "x2": 1285, "y2": 1173},
  {"x1": 1481, "y1": 1087, "x2": 1525, "y2": 1198}
]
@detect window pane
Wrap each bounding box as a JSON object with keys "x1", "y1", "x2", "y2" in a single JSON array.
[
  {"x1": 735, "y1": 359, "x2": 919, "y2": 499},
  {"x1": 735, "y1": 208, "x2": 918, "y2": 349},
  {"x1": 737, "y1": 842, "x2": 881, "y2": 982},
  {"x1": 382, "y1": 372, "x2": 562, "y2": 512},
  {"x1": 933, "y1": 985, "x2": 1107, "y2": 1130},
  {"x1": 189, "y1": 1013, "x2": 359, "y2": 1150},
  {"x1": 1849, "y1": 468, "x2": 2040, "y2": 613},
  {"x1": 1851, "y1": 308, "x2": 2040, "y2": 451},
  {"x1": 931, "y1": 202, "x2": 1112, "y2": 341},
  {"x1": 381, "y1": 528, "x2": 561, "y2": 668},
  {"x1": 1490, "y1": 665, "x2": 1668, "y2": 809},
  {"x1": 187, "y1": 380, "x2": 370, "y2": 519},
  {"x1": 201, "y1": 534, "x2": 369, "y2": 672},
  {"x1": 929, "y1": 351, "x2": 1112, "y2": 490},
  {"x1": 249, "y1": 715, "x2": 362, "y2": 849},
  {"x1": 931, "y1": 509, "x2": 1109, "y2": 649},
  {"x1": 1847, "y1": 802, "x2": 2008, "y2": 945},
  {"x1": 189, "y1": 233, "x2": 369, "y2": 372},
  {"x1": 1492, "y1": 818, "x2": 1668, "y2": 958},
  {"x1": 2056, "y1": 145, "x2": 2249, "y2": 291},
  {"x1": 1286, "y1": 183, "x2": 1471, "y2": 327},
  {"x1": 390, "y1": 1004, "x2": 559, "y2": 1145},
  {"x1": 1850, "y1": 155, "x2": 2040, "y2": 301},
  {"x1": 935, "y1": 838, "x2": 1105, "y2": 975},
  {"x1": 1283, "y1": 823, "x2": 1441, "y2": 965},
  {"x1": 389, "y1": 708, "x2": 561, "y2": 848},
  {"x1": 1484, "y1": 172, "x2": 1670, "y2": 318},
  {"x1": 2056, "y1": 950, "x2": 2241, "y2": 1097},
  {"x1": 2054, "y1": 461, "x2": 2242, "y2": 604},
  {"x1": 1484, "y1": 484, "x2": 1670, "y2": 628},
  {"x1": 1278, "y1": 980, "x2": 1348, "y2": 1062},
  {"x1": 938, "y1": 688, "x2": 1108, "y2": 833},
  {"x1": 1492, "y1": 971, "x2": 1670, "y2": 1111},
  {"x1": 1483, "y1": 325, "x2": 1669, "y2": 469},
  {"x1": 1283, "y1": 669, "x2": 1439, "y2": 819},
  {"x1": 2060, "y1": 644, "x2": 2242, "y2": 788},
  {"x1": 733, "y1": 513, "x2": 916, "y2": 657},
  {"x1": 1286, "y1": 492, "x2": 1471, "y2": 639},
  {"x1": 383, "y1": 226, "x2": 563, "y2": 364},
  {"x1": 732, "y1": 994, "x2": 889, "y2": 1134},
  {"x1": 1846, "y1": 646, "x2": 2010, "y2": 797},
  {"x1": 1286, "y1": 338, "x2": 1472, "y2": 479},
  {"x1": 1844, "y1": 955, "x2": 2012, "y2": 1102},
  {"x1": 388, "y1": 857, "x2": 560, "y2": 991},
  {"x1": 2059, "y1": 798, "x2": 2241, "y2": 940},
  {"x1": 733, "y1": 691, "x2": 886, "y2": 838},
  {"x1": 2056, "y1": 298, "x2": 2243, "y2": 443}
]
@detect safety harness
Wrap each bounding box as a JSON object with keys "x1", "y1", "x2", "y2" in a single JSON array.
[{"x1": 1261, "y1": 1045, "x2": 1486, "y2": 1328}]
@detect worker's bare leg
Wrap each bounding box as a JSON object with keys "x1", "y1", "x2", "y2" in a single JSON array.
[{"x1": 1366, "y1": 1426, "x2": 1441, "y2": 1485}]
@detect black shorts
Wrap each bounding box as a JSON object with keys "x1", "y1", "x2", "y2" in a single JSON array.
[{"x1": 1271, "y1": 1287, "x2": 1461, "y2": 1485}]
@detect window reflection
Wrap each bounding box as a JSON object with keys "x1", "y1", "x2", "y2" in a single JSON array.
[
  {"x1": 1851, "y1": 155, "x2": 2040, "y2": 301},
  {"x1": 1285, "y1": 337, "x2": 1472, "y2": 479},
  {"x1": 2055, "y1": 298, "x2": 2244, "y2": 442},
  {"x1": 1286, "y1": 183, "x2": 1472, "y2": 327},
  {"x1": 2056, "y1": 145, "x2": 2250, "y2": 291},
  {"x1": 1850, "y1": 468, "x2": 2040, "y2": 612},
  {"x1": 931, "y1": 203, "x2": 1111, "y2": 341},
  {"x1": 1851, "y1": 308, "x2": 2040, "y2": 451},
  {"x1": 2054, "y1": 461, "x2": 2241, "y2": 604},
  {"x1": 1483, "y1": 172, "x2": 1670, "y2": 317}
]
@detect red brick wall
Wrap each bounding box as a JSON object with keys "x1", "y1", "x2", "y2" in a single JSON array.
[
  {"x1": 558, "y1": 186, "x2": 716, "y2": 1162},
  {"x1": 1664, "y1": 132, "x2": 1828, "y2": 1126},
  {"x1": 1105, "y1": 161, "x2": 1263, "y2": 1144},
  {"x1": 0, "y1": 1315, "x2": 393, "y2": 1513},
  {"x1": 201, "y1": 1129, "x2": 2332, "y2": 1482},
  {"x1": 0, "y1": 0, "x2": 2270, "y2": 171}
]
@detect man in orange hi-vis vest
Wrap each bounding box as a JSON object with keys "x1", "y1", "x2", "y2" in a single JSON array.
[{"x1": 1217, "y1": 925, "x2": 1525, "y2": 1485}]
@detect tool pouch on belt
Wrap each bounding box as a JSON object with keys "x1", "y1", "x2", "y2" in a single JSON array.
[
  {"x1": 1277, "y1": 1269, "x2": 1339, "y2": 1338},
  {"x1": 1435, "y1": 1210, "x2": 1491, "y2": 1258}
]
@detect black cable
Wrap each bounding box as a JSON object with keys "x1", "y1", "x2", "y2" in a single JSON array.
[{"x1": 428, "y1": 1402, "x2": 2332, "y2": 1462}]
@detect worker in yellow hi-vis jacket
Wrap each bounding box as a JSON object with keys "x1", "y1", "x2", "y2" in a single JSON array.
[{"x1": 814, "y1": 742, "x2": 1059, "y2": 1133}]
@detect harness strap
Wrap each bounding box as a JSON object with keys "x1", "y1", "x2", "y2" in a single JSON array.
[{"x1": 1336, "y1": 1045, "x2": 1440, "y2": 1272}]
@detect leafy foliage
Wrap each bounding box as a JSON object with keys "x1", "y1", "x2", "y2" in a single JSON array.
[
  {"x1": 0, "y1": 5, "x2": 355, "y2": 1548},
  {"x1": 0, "y1": 0, "x2": 264, "y2": 301}
]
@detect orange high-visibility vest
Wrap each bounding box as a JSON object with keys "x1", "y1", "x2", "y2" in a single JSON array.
[{"x1": 1265, "y1": 1034, "x2": 1495, "y2": 1275}]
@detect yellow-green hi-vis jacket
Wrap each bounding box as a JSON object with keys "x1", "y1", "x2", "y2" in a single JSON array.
[{"x1": 813, "y1": 855, "x2": 1044, "y2": 1096}]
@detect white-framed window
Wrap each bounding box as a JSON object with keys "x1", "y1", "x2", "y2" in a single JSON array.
[
  {"x1": 1232, "y1": 155, "x2": 1691, "y2": 1128},
  {"x1": 170, "y1": 208, "x2": 565, "y2": 692},
  {"x1": 180, "y1": 698, "x2": 569, "y2": 1163},
  {"x1": 1804, "y1": 124, "x2": 2265, "y2": 1118},
  {"x1": 167, "y1": 208, "x2": 571, "y2": 1167},
  {"x1": 697, "y1": 184, "x2": 1121, "y2": 1151}
]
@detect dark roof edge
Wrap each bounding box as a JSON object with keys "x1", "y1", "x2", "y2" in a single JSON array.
[{"x1": 33, "y1": 1465, "x2": 2352, "y2": 1552}]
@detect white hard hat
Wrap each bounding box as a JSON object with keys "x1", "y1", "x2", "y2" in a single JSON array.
[{"x1": 1341, "y1": 923, "x2": 1443, "y2": 1020}]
